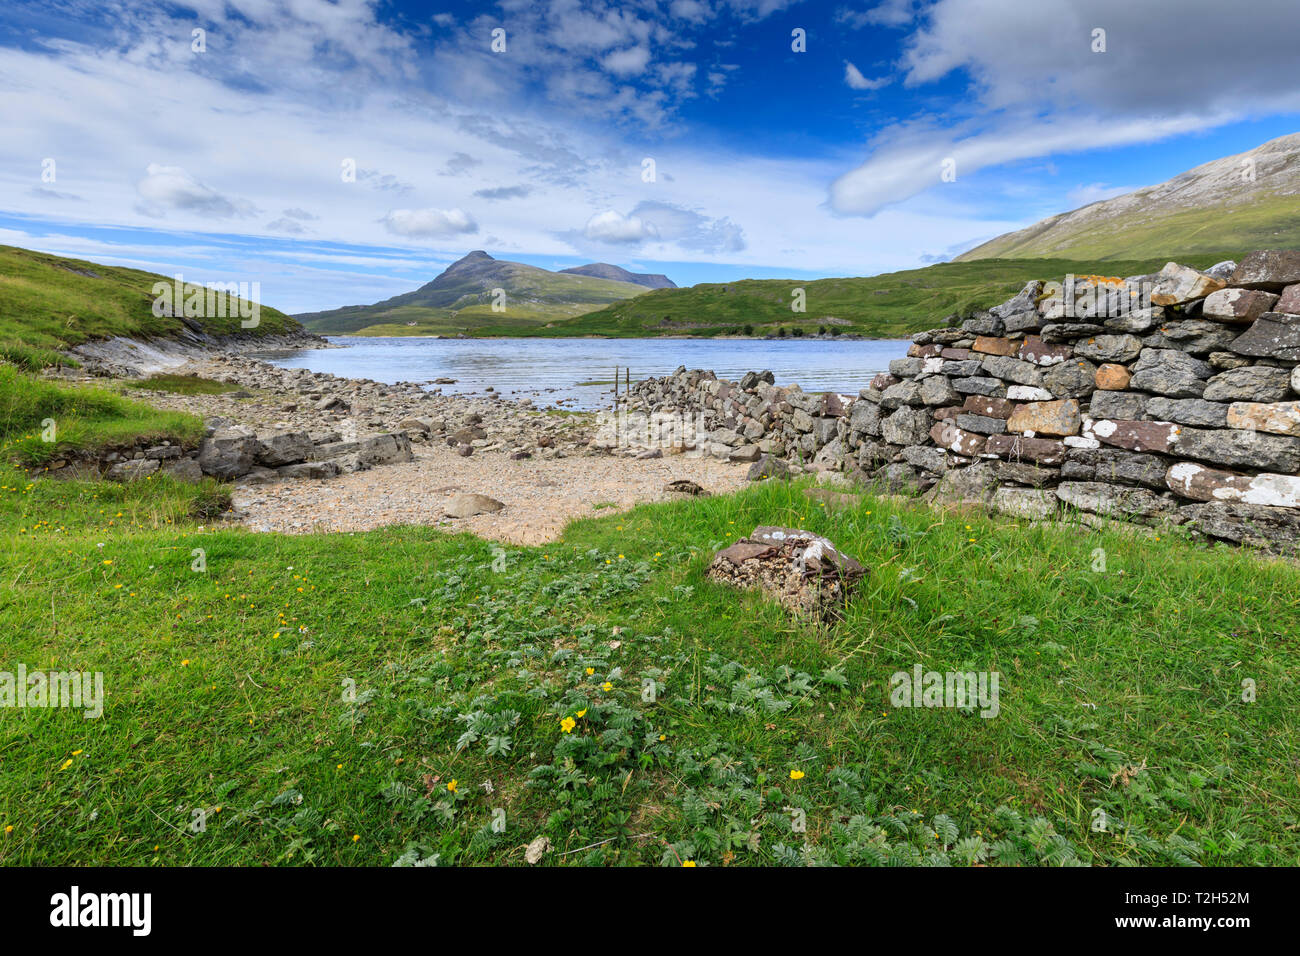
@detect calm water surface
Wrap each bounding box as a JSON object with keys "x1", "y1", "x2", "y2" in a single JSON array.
[{"x1": 255, "y1": 336, "x2": 911, "y2": 410}]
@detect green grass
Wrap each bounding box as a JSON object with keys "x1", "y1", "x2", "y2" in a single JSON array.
[
  {"x1": 958, "y1": 192, "x2": 1300, "y2": 262},
  {"x1": 0, "y1": 365, "x2": 205, "y2": 467},
  {"x1": 1, "y1": 456, "x2": 1296, "y2": 866},
  {"x1": 550, "y1": 255, "x2": 1241, "y2": 339},
  {"x1": 0, "y1": 244, "x2": 302, "y2": 365},
  {"x1": 123, "y1": 374, "x2": 241, "y2": 396},
  {"x1": 0, "y1": 344, "x2": 80, "y2": 373}
]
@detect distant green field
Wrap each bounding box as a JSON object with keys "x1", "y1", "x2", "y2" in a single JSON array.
[
  {"x1": 0, "y1": 245, "x2": 301, "y2": 365},
  {"x1": 545, "y1": 254, "x2": 1240, "y2": 339}
]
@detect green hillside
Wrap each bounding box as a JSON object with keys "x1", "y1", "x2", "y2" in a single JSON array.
[
  {"x1": 553, "y1": 254, "x2": 1239, "y2": 339},
  {"x1": 0, "y1": 244, "x2": 300, "y2": 368},
  {"x1": 958, "y1": 193, "x2": 1300, "y2": 263},
  {"x1": 297, "y1": 251, "x2": 647, "y2": 336},
  {"x1": 957, "y1": 132, "x2": 1300, "y2": 262}
]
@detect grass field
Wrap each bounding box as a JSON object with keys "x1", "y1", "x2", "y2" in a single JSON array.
[{"x1": 1, "y1": 368, "x2": 1296, "y2": 867}]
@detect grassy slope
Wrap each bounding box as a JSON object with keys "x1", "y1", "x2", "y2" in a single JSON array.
[
  {"x1": 1, "y1": 371, "x2": 1296, "y2": 866},
  {"x1": 0, "y1": 365, "x2": 205, "y2": 466},
  {"x1": 957, "y1": 193, "x2": 1300, "y2": 262},
  {"x1": 0, "y1": 245, "x2": 301, "y2": 363},
  {"x1": 297, "y1": 264, "x2": 646, "y2": 337},
  {"x1": 552, "y1": 255, "x2": 1238, "y2": 339}
]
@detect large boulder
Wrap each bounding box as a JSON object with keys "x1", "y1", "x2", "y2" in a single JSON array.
[
  {"x1": 1144, "y1": 397, "x2": 1229, "y2": 428},
  {"x1": 197, "y1": 426, "x2": 258, "y2": 479},
  {"x1": 160, "y1": 458, "x2": 204, "y2": 483},
  {"x1": 357, "y1": 432, "x2": 414, "y2": 466},
  {"x1": 924, "y1": 461, "x2": 1000, "y2": 507},
  {"x1": 255, "y1": 430, "x2": 314, "y2": 467},
  {"x1": 1075, "y1": 334, "x2": 1142, "y2": 364},
  {"x1": 881, "y1": 405, "x2": 932, "y2": 445}
]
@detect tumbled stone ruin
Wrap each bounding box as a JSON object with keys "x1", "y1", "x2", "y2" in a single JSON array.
[
  {"x1": 707, "y1": 525, "x2": 865, "y2": 621},
  {"x1": 629, "y1": 250, "x2": 1300, "y2": 555}
]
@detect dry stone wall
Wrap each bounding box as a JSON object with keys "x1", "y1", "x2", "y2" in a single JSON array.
[{"x1": 626, "y1": 250, "x2": 1300, "y2": 552}]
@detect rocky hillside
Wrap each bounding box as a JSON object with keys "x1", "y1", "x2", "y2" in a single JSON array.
[
  {"x1": 957, "y1": 133, "x2": 1300, "y2": 262},
  {"x1": 295, "y1": 251, "x2": 652, "y2": 336},
  {"x1": 558, "y1": 262, "x2": 676, "y2": 289}
]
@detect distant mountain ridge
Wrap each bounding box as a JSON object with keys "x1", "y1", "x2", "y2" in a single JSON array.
[
  {"x1": 295, "y1": 251, "x2": 662, "y2": 335},
  {"x1": 559, "y1": 262, "x2": 676, "y2": 289},
  {"x1": 956, "y1": 132, "x2": 1300, "y2": 261}
]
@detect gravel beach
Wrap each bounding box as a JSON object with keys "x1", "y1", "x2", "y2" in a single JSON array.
[
  {"x1": 231, "y1": 440, "x2": 749, "y2": 543},
  {"x1": 132, "y1": 353, "x2": 750, "y2": 544}
]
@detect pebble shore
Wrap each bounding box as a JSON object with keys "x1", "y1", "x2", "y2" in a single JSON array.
[{"x1": 136, "y1": 352, "x2": 749, "y2": 543}]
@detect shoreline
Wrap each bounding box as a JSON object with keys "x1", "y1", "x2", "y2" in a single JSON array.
[
  {"x1": 121, "y1": 348, "x2": 751, "y2": 544},
  {"x1": 322, "y1": 331, "x2": 901, "y2": 341}
]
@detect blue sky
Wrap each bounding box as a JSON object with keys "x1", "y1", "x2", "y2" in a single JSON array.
[{"x1": 2, "y1": 0, "x2": 1299, "y2": 313}]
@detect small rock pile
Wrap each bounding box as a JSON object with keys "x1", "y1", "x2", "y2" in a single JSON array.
[
  {"x1": 707, "y1": 525, "x2": 865, "y2": 621},
  {"x1": 621, "y1": 368, "x2": 847, "y2": 471}
]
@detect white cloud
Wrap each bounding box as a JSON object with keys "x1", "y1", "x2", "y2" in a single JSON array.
[
  {"x1": 381, "y1": 208, "x2": 478, "y2": 237},
  {"x1": 830, "y1": 112, "x2": 1219, "y2": 217},
  {"x1": 836, "y1": 1, "x2": 921, "y2": 30},
  {"x1": 829, "y1": 0, "x2": 1300, "y2": 216},
  {"x1": 583, "y1": 210, "x2": 659, "y2": 243},
  {"x1": 267, "y1": 217, "x2": 308, "y2": 234},
  {"x1": 844, "y1": 61, "x2": 889, "y2": 91},
  {"x1": 602, "y1": 46, "x2": 651, "y2": 76},
  {"x1": 629, "y1": 201, "x2": 746, "y2": 253},
  {"x1": 135, "y1": 164, "x2": 257, "y2": 219}
]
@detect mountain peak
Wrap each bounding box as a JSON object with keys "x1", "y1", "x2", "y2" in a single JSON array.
[
  {"x1": 451, "y1": 250, "x2": 493, "y2": 266},
  {"x1": 559, "y1": 262, "x2": 676, "y2": 289}
]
